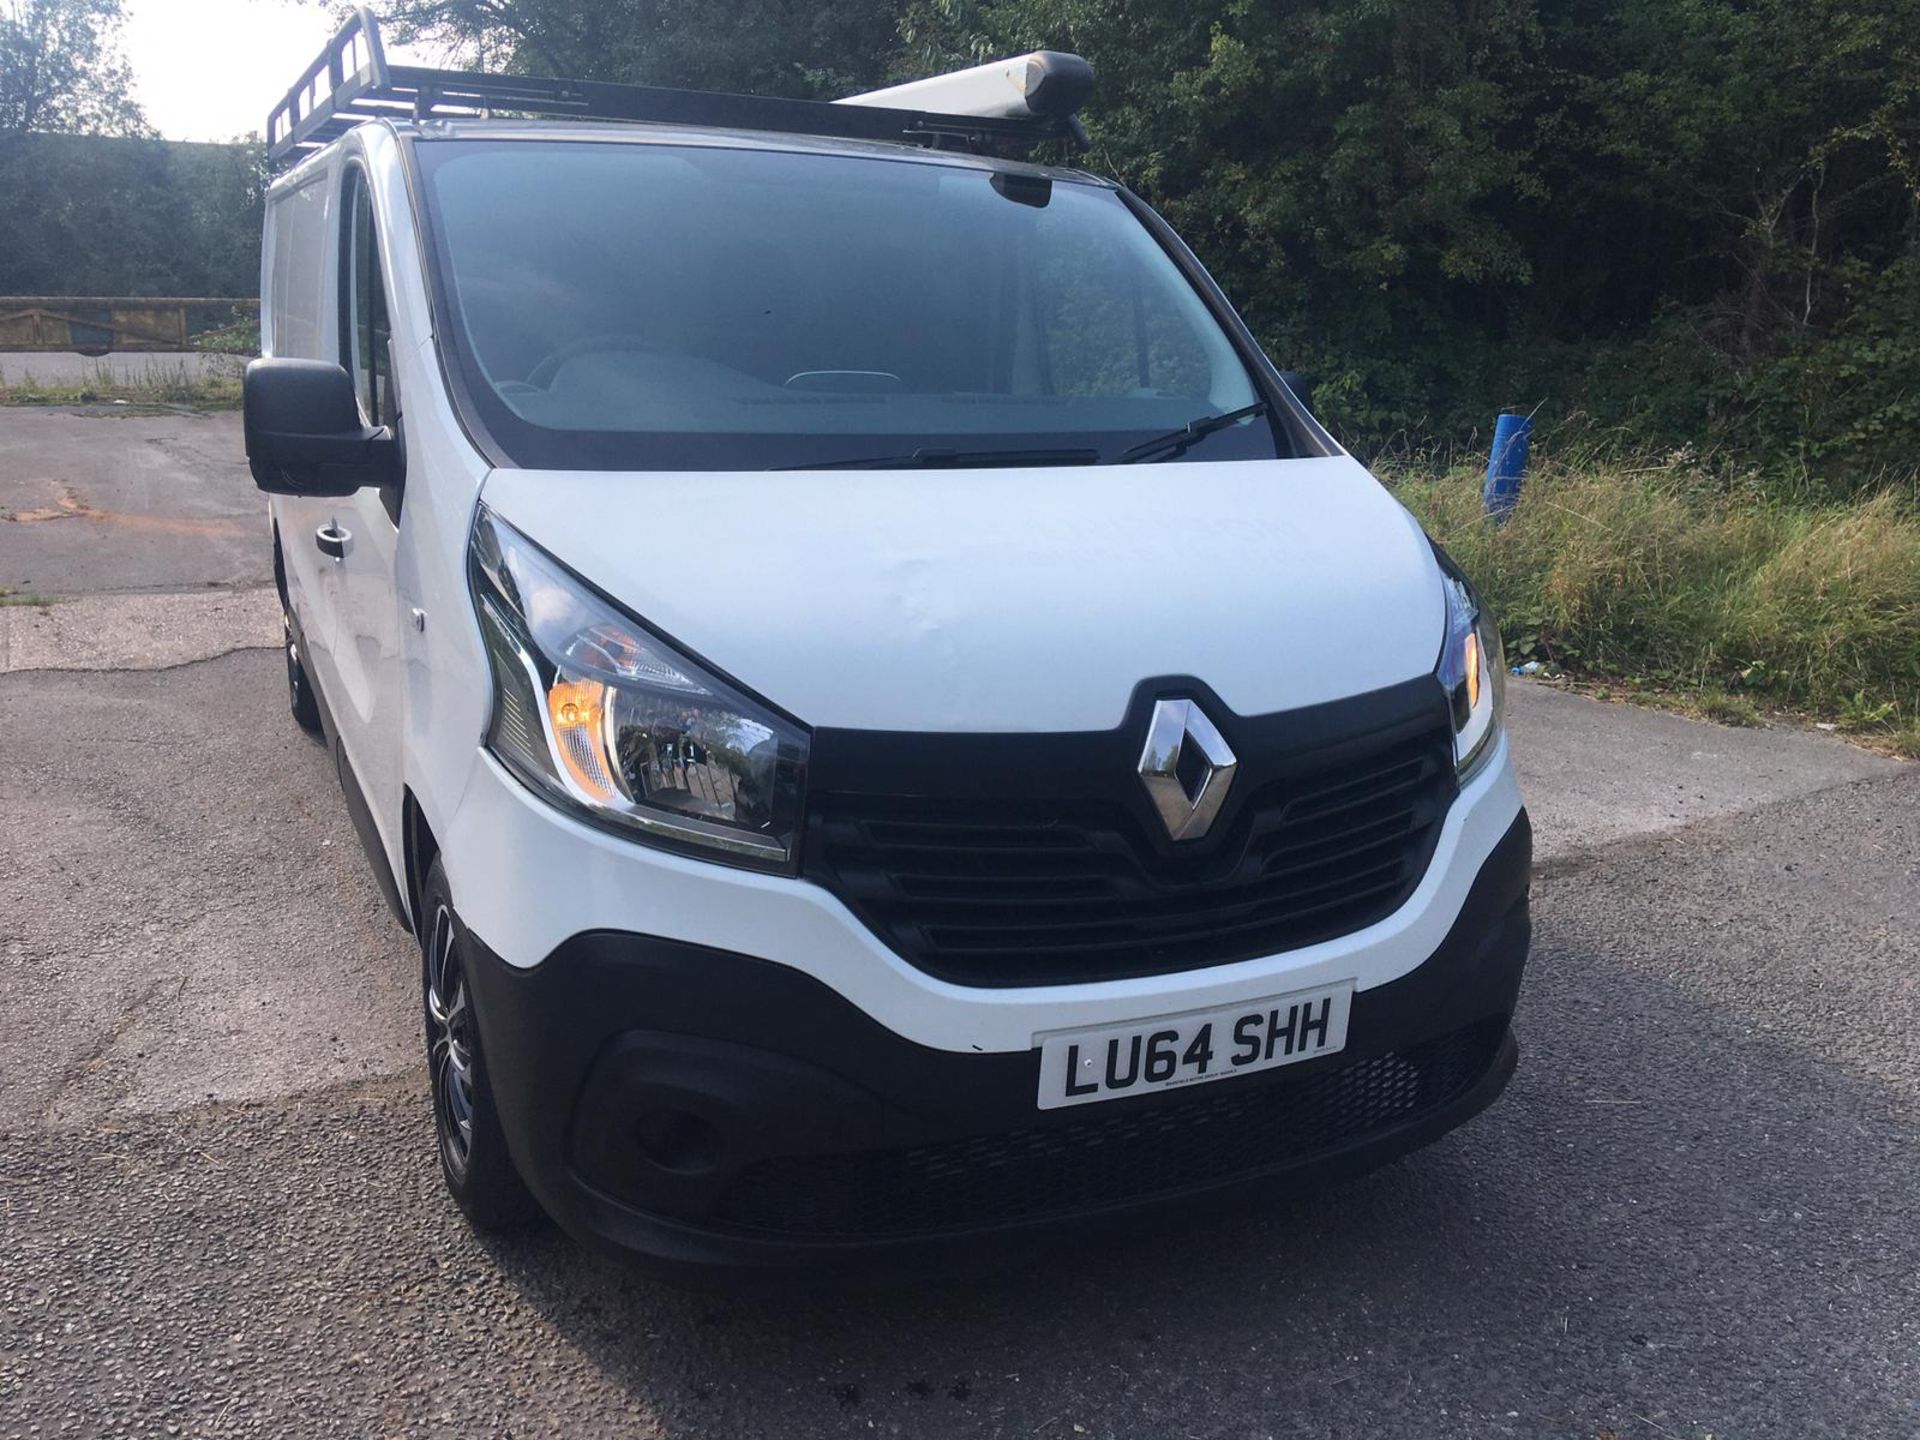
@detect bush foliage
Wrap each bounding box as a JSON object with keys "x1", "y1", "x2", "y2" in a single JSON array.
[
  {"x1": 1396, "y1": 460, "x2": 1920, "y2": 732},
  {"x1": 898, "y1": 0, "x2": 1920, "y2": 493},
  {"x1": 0, "y1": 132, "x2": 264, "y2": 297}
]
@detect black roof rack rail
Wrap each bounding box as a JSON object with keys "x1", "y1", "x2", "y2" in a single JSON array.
[{"x1": 267, "y1": 8, "x2": 1088, "y2": 171}]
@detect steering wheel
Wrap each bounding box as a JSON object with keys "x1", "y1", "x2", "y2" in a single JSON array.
[{"x1": 524, "y1": 335, "x2": 659, "y2": 390}]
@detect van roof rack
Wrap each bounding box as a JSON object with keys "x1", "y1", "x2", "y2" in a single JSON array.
[{"x1": 267, "y1": 8, "x2": 1092, "y2": 171}]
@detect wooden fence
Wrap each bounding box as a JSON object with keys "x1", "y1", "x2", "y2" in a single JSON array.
[{"x1": 0, "y1": 297, "x2": 260, "y2": 354}]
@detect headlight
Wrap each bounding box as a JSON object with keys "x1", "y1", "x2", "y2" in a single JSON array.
[
  {"x1": 469, "y1": 505, "x2": 808, "y2": 871},
  {"x1": 1434, "y1": 547, "x2": 1504, "y2": 782}
]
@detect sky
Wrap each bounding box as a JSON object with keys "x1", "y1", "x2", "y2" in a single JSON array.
[{"x1": 120, "y1": 0, "x2": 445, "y2": 142}]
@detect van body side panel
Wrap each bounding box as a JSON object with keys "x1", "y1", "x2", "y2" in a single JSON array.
[
  {"x1": 260, "y1": 130, "x2": 497, "y2": 923},
  {"x1": 367, "y1": 136, "x2": 498, "y2": 904},
  {"x1": 262, "y1": 164, "x2": 345, "y2": 668},
  {"x1": 322, "y1": 129, "x2": 496, "y2": 922},
  {"x1": 261, "y1": 166, "x2": 334, "y2": 363},
  {"x1": 325, "y1": 146, "x2": 417, "y2": 905},
  {"x1": 392, "y1": 328, "x2": 496, "y2": 874}
]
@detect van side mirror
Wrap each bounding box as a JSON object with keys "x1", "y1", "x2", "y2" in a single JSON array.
[
  {"x1": 1277, "y1": 369, "x2": 1314, "y2": 413},
  {"x1": 245, "y1": 358, "x2": 398, "y2": 497}
]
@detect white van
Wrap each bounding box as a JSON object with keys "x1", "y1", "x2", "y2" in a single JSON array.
[{"x1": 248, "y1": 10, "x2": 1530, "y2": 1272}]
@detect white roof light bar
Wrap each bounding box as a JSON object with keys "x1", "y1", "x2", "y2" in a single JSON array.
[{"x1": 838, "y1": 52, "x2": 1095, "y2": 125}]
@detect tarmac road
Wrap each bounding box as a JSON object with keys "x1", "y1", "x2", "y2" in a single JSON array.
[
  {"x1": 0, "y1": 403, "x2": 266, "y2": 597},
  {"x1": 2, "y1": 409, "x2": 1916, "y2": 1438}
]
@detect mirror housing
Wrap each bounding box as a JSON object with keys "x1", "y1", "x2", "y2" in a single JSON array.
[{"x1": 245, "y1": 358, "x2": 398, "y2": 497}]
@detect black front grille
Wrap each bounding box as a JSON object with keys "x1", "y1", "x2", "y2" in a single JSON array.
[
  {"x1": 713, "y1": 1020, "x2": 1506, "y2": 1240},
  {"x1": 803, "y1": 723, "x2": 1455, "y2": 986}
]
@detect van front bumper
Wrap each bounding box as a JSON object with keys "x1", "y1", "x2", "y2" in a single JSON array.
[{"x1": 461, "y1": 810, "x2": 1532, "y2": 1275}]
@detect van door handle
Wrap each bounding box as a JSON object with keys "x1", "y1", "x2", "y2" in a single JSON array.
[{"x1": 315, "y1": 523, "x2": 351, "y2": 560}]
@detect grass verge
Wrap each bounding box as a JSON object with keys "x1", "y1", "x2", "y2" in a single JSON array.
[
  {"x1": 1390, "y1": 455, "x2": 1920, "y2": 756},
  {"x1": 0, "y1": 357, "x2": 244, "y2": 410}
]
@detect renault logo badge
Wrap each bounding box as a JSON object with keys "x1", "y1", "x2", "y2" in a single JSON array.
[{"x1": 1137, "y1": 698, "x2": 1237, "y2": 842}]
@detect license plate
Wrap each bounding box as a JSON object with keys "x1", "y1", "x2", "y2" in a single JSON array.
[{"x1": 1035, "y1": 981, "x2": 1354, "y2": 1110}]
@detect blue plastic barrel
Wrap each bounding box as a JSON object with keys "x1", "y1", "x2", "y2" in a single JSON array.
[{"x1": 1482, "y1": 413, "x2": 1531, "y2": 521}]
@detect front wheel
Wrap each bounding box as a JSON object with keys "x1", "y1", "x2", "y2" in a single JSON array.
[{"x1": 420, "y1": 858, "x2": 540, "y2": 1231}]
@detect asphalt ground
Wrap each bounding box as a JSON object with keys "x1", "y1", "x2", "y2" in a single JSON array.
[
  {"x1": 0, "y1": 404, "x2": 265, "y2": 598},
  {"x1": 2, "y1": 409, "x2": 1915, "y2": 1438}
]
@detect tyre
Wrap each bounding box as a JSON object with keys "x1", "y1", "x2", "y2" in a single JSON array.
[
  {"x1": 419, "y1": 857, "x2": 541, "y2": 1231},
  {"x1": 284, "y1": 612, "x2": 323, "y2": 736}
]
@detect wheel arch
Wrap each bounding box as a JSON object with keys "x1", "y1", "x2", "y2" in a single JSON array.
[
  {"x1": 271, "y1": 519, "x2": 290, "y2": 608},
  {"x1": 403, "y1": 787, "x2": 442, "y2": 942}
]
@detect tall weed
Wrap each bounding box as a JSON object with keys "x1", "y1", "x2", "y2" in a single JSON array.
[{"x1": 1391, "y1": 457, "x2": 1920, "y2": 729}]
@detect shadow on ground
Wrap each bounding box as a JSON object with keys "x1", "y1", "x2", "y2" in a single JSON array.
[
  {"x1": 3, "y1": 693, "x2": 1914, "y2": 1437},
  {"x1": 475, "y1": 817, "x2": 1920, "y2": 1438}
]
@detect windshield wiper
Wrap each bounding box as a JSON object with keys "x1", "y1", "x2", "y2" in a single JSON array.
[
  {"x1": 776, "y1": 446, "x2": 1102, "y2": 471},
  {"x1": 1113, "y1": 401, "x2": 1270, "y2": 464}
]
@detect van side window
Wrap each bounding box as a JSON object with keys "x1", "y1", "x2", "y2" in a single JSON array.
[{"x1": 341, "y1": 168, "x2": 393, "y2": 428}]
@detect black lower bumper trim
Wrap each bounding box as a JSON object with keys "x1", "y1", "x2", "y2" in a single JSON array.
[
  {"x1": 715, "y1": 1016, "x2": 1509, "y2": 1240},
  {"x1": 461, "y1": 810, "x2": 1532, "y2": 1273}
]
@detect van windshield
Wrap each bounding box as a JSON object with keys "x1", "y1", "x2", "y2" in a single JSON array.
[{"x1": 416, "y1": 139, "x2": 1283, "y2": 471}]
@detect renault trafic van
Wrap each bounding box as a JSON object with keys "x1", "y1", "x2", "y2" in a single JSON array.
[{"x1": 246, "y1": 10, "x2": 1530, "y2": 1271}]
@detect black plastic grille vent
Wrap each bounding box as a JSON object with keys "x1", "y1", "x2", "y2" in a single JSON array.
[
  {"x1": 803, "y1": 726, "x2": 1456, "y2": 986},
  {"x1": 713, "y1": 1019, "x2": 1505, "y2": 1240}
]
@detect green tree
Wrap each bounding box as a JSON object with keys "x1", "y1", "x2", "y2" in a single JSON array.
[
  {"x1": 0, "y1": 135, "x2": 264, "y2": 296},
  {"x1": 367, "y1": 0, "x2": 905, "y2": 96},
  {"x1": 903, "y1": 0, "x2": 1557, "y2": 440},
  {"x1": 0, "y1": 0, "x2": 144, "y2": 135}
]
